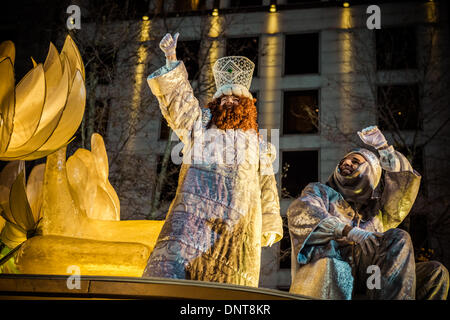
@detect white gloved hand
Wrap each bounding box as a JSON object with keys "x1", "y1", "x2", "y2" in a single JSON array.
[
  {"x1": 159, "y1": 32, "x2": 180, "y2": 58},
  {"x1": 347, "y1": 227, "x2": 383, "y2": 256},
  {"x1": 263, "y1": 232, "x2": 277, "y2": 247},
  {"x1": 357, "y1": 125, "x2": 388, "y2": 150}
]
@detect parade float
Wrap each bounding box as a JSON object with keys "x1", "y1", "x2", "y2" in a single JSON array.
[{"x1": 0, "y1": 35, "x2": 305, "y2": 300}]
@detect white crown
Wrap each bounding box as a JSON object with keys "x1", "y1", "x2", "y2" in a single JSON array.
[{"x1": 212, "y1": 56, "x2": 255, "y2": 100}]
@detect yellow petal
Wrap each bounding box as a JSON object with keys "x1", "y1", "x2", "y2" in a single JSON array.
[
  {"x1": 0, "y1": 216, "x2": 5, "y2": 233},
  {"x1": 0, "y1": 185, "x2": 15, "y2": 224},
  {"x1": 0, "y1": 57, "x2": 15, "y2": 154},
  {"x1": 9, "y1": 170, "x2": 35, "y2": 231},
  {"x1": 1, "y1": 54, "x2": 70, "y2": 160},
  {"x1": 0, "y1": 161, "x2": 25, "y2": 225},
  {"x1": 7, "y1": 64, "x2": 46, "y2": 149},
  {"x1": 40, "y1": 147, "x2": 87, "y2": 238},
  {"x1": 0, "y1": 40, "x2": 15, "y2": 65},
  {"x1": 91, "y1": 133, "x2": 108, "y2": 182},
  {"x1": 105, "y1": 180, "x2": 120, "y2": 220},
  {"x1": 43, "y1": 43, "x2": 63, "y2": 94},
  {"x1": 31, "y1": 56, "x2": 37, "y2": 68},
  {"x1": 0, "y1": 160, "x2": 24, "y2": 191},
  {"x1": 26, "y1": 163, "x2": 45, "y2": 222},
  {"x1": 23, "y1": 70, "x2": 85, "y2": 159},
  {"x1": 91, "y1": 186, "x2": 117, "y2": 221},
  {"x1": 66, "y1": 151, "x2": 91, "y2": 215},
  {"x1": 72, "y1": 149, "x2": 98, "y2": 217},
  {"x1": 60, "y1": 35, "x2": 85, "y2": 82}
]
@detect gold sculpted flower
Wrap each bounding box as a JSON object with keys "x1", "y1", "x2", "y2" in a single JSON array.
[{"x1": 0, "y1": 35, "x2": 86, "y2": 160}]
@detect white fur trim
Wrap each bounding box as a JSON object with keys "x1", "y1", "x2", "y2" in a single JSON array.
[{"x1": 213, "y1": 84, "x2": 253, "y2": 100}]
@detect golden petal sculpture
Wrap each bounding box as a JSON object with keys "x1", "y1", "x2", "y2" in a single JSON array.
[
  {"x1": 0, "y1": 161, "x2": 43, "y2": 250},
  {"x1": 9, "y1": 146, "x2": 164, "y2": 277},
  {"x1": 67, "y1": 133, "x2": 120, "y2": 221},
  {"x1": 0, "y1": 35, "x2": 86, "y2": 161},
  {"x1": 0, "y1": 161, "x2": 43, "y2": 274}
]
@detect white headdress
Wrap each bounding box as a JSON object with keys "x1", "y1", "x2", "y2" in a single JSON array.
[{"x1": 212, "y1": 56, "x2": 255, "y2": 100}]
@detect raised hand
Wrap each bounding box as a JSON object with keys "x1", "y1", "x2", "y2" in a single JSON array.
[
  {"x1": 357, "y1": 125, "x2": 388, "y2": 150},
  {"x1": 159, "y1": 32, "x2": 179, "y2": 60}
]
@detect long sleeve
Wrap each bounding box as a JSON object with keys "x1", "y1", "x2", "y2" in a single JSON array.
[
  {"x1": 378, "y1": 145, "x2": 414, "y2": 172},
  {"x1": 377, "y1": 146, "x2": 421, "y2": 230},
  {"x1": 147, "y1": 61, "x2": 201, "y2": 146},
  {"x1": 287, "y1": 183, "x2": 352, "y2": 269},
  {"x1": 259, "y1": 141, "x2": 283, "y2": 246}
]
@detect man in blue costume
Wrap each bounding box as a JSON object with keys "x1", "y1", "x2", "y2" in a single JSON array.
[{"x1": 287, "y1": 126, "x2": 449, "y2": 299}]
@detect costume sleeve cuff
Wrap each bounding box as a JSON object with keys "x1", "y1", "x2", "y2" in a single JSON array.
[
  {"x1": 378, "y1": 145, "x2": 401, "y2": 172},
  {"x1": 146, "y1": 60, "x2": 186, "y2": 96}
]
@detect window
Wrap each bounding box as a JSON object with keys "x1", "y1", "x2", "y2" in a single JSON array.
[
  {"x1": 159, "y1": 117, "x2": 171, "y2": 140},
  {"x1": 285, "y1": 33, "x2": 319, "y2": 75},
  {"x1": 177, "y1": 40, "x2": 201, "y2": 80},
  {"x1": 84, "y1": 45, "x2": 116, "y2": 85},
  {"x1": 376, "y1": 27, "x2": 417, "y2": 70},
  {"x1": 156, "y1": 155, "x2": 181, "y2": 203},
  {"x1": 283, "y1": 90, "x2": 319, "y2": 135},
  {"x1": 226, "y1": 37, "x2": 259, "y2": 77},
  {"x1": 109, "y1": 0, "x2": 150, "y2": 19},
  {"x1": 377, "y1": 84, "x2": 421, "y2": 130},
  {"x1": 281, "y1": 150, "x2": 319, "y2": 199},
  {"x1": 229, "y1": 0, "x2": 263, "y2": 7},
  {"x1": 94, "y1": 99, "x2": 111, "y2": 138}
]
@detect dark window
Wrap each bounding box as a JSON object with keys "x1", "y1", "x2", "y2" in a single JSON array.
[
  {"x1": 156, "y1": 155, "x2": 181, "y2": 203},
  {"x1": 285, "y1": 33, "x2": 319, "y2": 75},
  {"x1": 229, "y1": 0, "x2": 263, "y2": 7},
  {"x1": 283, "y1": 90, "x2": 319, "y2": 134},
  {"x1": 94, "y1": 99, "x2": 111, "y2": 138},
  {"x1": 377, "y1": 84, "x2": 421, "y2": 130},
  {"x1": 178, "y1": 40, "x2": 201, "y2": 80},
  {"x1": 107, "y1": 0, "x2": 150, "y2": 19},
  {"x1": 159, "y1": 117, "x2": 171, "y2": 140},
  {"x1": 279, "y1": 216, "x2": 291, "y2": 269},
  {"x1": 281, "y1": 150, "x2": 319, "y2": 199},
  {"x1": 376, "y1": 27, "x2": 417, "y2": 70},
  {"x1": 226, "y1": 37, "x2": 259, "y2": 77},
  {"x1": 84, "y1": 45, "x2": 116, "y2": 85}
]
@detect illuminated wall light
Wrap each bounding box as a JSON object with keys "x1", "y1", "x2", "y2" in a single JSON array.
[
  {"x1": 269, "y1": 4, "x2": 277, "y2": 13},
  {"x1": 212, "y1": 8, "x2": 219, "y2": 17},
  {"x1": 127, "y1": 19, "x2": 151, "y2": 150},
  {"x1": 343, "y1": 2, "x2": 350, "y2": 8}
]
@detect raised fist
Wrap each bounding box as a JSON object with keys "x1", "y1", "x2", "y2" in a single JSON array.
[
  {"x1": 159, "y1": 32, "x2": 179, "y2": 59},
  {"x1": 357, "y1": 125, "x2": 388, "y2": 150}
]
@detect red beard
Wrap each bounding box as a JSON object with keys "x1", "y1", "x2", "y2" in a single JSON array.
[{"x1": 206, "y1": 97, "x2": 258, "y2": 132}]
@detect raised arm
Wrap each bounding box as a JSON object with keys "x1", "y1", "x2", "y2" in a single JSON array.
[
  {"x1": 146, "y1": 33, "x2": 201, "y2": 146},
  {"x1": 358, "y1": 126, "x2": 421, "y2": 230}
]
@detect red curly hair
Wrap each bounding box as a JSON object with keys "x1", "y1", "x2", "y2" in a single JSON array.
[{"x1": 205, "y1": 95, "x2": 258, "y2": 132}]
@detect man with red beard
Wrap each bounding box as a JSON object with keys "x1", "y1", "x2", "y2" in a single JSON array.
[{"x1": 142, "y1": 33, "x2": 283, "y2": 287}]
